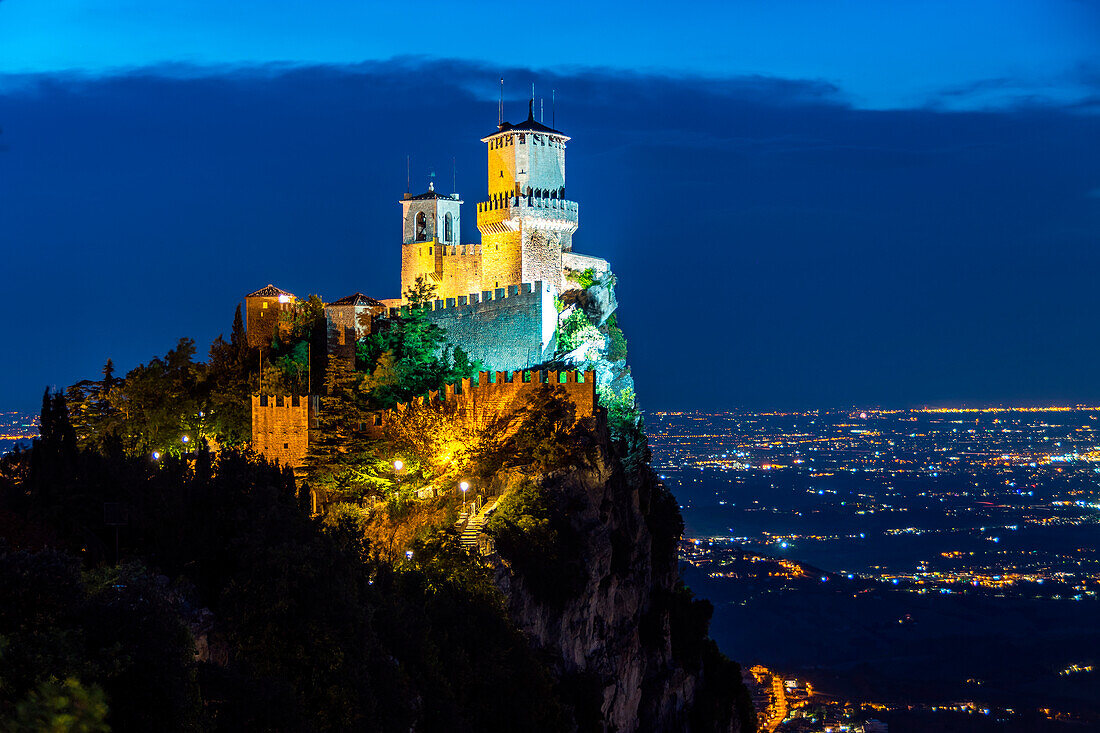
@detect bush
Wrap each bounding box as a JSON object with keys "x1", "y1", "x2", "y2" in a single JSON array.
[
  {"x1": 484, "y1": 480, "x2": 588, "y2": 606},
  {"x1": 605, "y1": 314, "x2": 628, "y2": 362}
]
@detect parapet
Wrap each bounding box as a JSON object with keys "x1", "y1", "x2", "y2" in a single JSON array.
[
  {"x1": 390, "y1": 369, "x2": 597, "y2": 431},
  {"x1": 250, "y1": 394, "x2": 319, "y2": 470},
  {"x1": 387, "y1": 280, "x2": 552, "y2": 318}
]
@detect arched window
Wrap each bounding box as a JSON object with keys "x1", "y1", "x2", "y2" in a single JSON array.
[
  {"x1": 444, "y1": 212, "x2": 454, "y2": 242},
  {"x1": 415, "y1": 211, "x2": 427, "y2": 241}
]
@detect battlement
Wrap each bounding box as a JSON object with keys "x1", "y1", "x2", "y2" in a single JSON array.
[
  {"x1": 386, "y1": 369, "x2": 596, "y2": 432},
  {"x1": 476, "y1": 198, "x2": 579, "y2": 236},
  {"x1": 562, "y1": 251, "x2": 610, "y2": 276},
  {"x1": 476, "y1": 197, "x2": 578, "y2": 215},
  {"x1": 387, "y1": 280, "x2": 552, "y2": 318},
  {"x1": 251, "y1": 394, "x2": 319, "y2": 470}
]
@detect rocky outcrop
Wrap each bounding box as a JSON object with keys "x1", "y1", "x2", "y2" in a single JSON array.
[{"x1": 489, "y1": 426, "x2": 752, "y2": 732}]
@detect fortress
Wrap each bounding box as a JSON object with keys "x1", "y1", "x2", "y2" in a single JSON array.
[{"x1": 247, "y1": 102, "x2": 615, "y2": 470}]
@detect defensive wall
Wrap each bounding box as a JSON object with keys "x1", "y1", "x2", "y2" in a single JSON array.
[
  {"x1": 388, "y1": 280, "x2": 558, "y2": 371},
  {"x1": 251, "y1": 370, "x2": 596, "y2": 466},
  {"x1": 367, "y1": 368, "x2": 597, "y2": 436},
  {"x1": 250, "y1": 394, "x2": 319, "y2": 470}
]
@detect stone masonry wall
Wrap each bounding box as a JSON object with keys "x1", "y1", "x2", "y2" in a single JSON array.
[
  {"x1": 480, "y1": 230, "x2": 523, "y2": 291},
  {"x1": 250, "y1": 394, "x2": 317, "y2": 470},
  {"x1": 246, "y1": 296, "x2": 294, "y2": 349},
  {"x1": 415, "y1": 281, "x2": 558, "y2": 371},
  {"x1": 374, "y1": 369, "x2": 595, "y2": 436}
]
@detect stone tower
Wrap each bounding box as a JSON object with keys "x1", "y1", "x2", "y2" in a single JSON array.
[
  {"x1": 400, "y1": 182, "x2": 466, "y2": 297},
  {"x1": 245, "y1": 284, "x2": 296, "y2": 348},
  {"x1": 477, "y1": 101, "x2": 579, "y2": 292}
]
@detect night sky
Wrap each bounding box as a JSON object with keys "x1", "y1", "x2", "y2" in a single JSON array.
[{"x1": 1, "y1": 2, "x2": 1098, "y2": 412}]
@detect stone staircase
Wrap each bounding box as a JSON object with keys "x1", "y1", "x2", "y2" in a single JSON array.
[{"x1": 460, "y1": 497, "x2": 500, "y2": 552}]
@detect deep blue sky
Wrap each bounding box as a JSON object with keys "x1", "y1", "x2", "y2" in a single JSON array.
[{"x1": 1, "y1": 3, "x2": 1098, "y2": 412}]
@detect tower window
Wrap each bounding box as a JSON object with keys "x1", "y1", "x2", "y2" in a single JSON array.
[
  {"x1": 444, "y1": 212, "x2": 454, "y2": 242},
  {"x1": 415, "y1": 211, "x2": 427, "y2": 241}
]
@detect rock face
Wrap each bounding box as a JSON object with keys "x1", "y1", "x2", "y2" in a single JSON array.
[{"x1": 491, "y1": 428, "x2": 750, "y2": 732}]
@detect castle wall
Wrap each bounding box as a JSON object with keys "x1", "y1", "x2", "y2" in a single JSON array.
[
  {"x1": 326, "y1": 303, "x2": 382, "y2": 363},
  {"x1": 246, "y1": 296, "x2": 294, "y2": 349},
  {"x1": 521, "y1": 228, "x2": 564, "y2": 291},
  {"x1": 487, "y1": 134, "x2": 518, "y2": 197},
  {"x1": 562, "y1": 251, "x2": 609, "y2": 276},
  {"x1": 409, "y1": 281, "x2": 558, "y2": 371},
  {"x1": 401, "y1": 239, "x2": 440, "y2": 295},
  {"x1": 380, "y1": 369, "x2": 596, "y2": 435},
  {"x1": 251, "y1": 394, "x2": 318, "y2": 469},
  {"x1": 523, "y1": 133, "x2": 566, "y2": 194},
  {"x1": 438, "y1": 244, "x2": 483, "y2": 300},
  {"x1": 480, "y1": 230, "x2": 523, "y2": 291}
]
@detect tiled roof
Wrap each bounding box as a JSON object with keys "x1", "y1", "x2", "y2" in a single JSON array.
[
  {"x1": 330, "y1": 292, "x2": 385, "y2": 307},
  {"x1": 246, "y1": 284, "x2": 295, "y2": 298},
  {"x1": 484, "y1": 100, "x2": 569, "y2": 140}
]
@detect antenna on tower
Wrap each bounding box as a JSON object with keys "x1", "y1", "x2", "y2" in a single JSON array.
[
  {"x1": 540, "y1": 98, "x2": 544, "y2": 122},
  {"x1": 499, "y1": 78, "x2": 504, "y2": 126},
  {"x1": 552, "y1": 89, "x2": 556, "y2": 128}
]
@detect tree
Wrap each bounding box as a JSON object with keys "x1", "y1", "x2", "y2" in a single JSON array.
[{"x1": 404, "y1": 275, "x2": 437, "y2": 306}]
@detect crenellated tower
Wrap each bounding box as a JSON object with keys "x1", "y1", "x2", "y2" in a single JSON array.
[
  {"x1": 400, "y1": 182, "x2": 480, "y2": 299},
  {"x1": 477, "y1": 101, "x2": 579, "y2": 292}
]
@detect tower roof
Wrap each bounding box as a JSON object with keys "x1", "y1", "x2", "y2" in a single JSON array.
[
  {"x1": 483, "y1": 100, "x2": 569, "y2": 142},
  {"x1": 246, "y1": 284, "x2": 295, "y2": 299},
  {"x1": 402, "y1": 180, "x2": 461, "y2": 201},
  {"x1": 330, "y1": 292, "x2": 385, "y2": 307}
]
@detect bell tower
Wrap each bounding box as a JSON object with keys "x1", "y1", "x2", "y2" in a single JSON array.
[
  {"x1": 477, "y1": 101, "x2": 579, "y2": 292},
  {"x1": 400, "y1": 180, "x2": 463, "y2": 299}
]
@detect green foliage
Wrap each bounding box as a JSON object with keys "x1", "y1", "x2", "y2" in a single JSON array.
[
  {"x1": 1, "y1": 415, "x2": 573, "y2": 732},
  {"x1": 484, "y1": 480, "x2": 588, "y2": 606},
  {"x1": 10, "y1": 677, "x2": 110, "y2": 733},
  {"x1": 604, "y1": 314, "x2": 628, "y2": 362},
  {"x1": 61, "y1": 304, "x2": 264, "y2": 454},
  {"x1": 556, "y1": 308, "x2": 602, "y2": 357},
  {"x1": 279, "y1": 293, "x2": 326, "y2": 343},
  {"x1": 403, "y1": 274, "x2": 438, "y2": 306},
  {"x1": 596, "y1": 385, "x2": 639, "y2": 441},
  {"x1": 570, "y1": 267, "x2": 598, "y2": 289},
  {"x1": 357, "y1": 302, "x2": 481, "y2": 408},
  {"x1": 0, "y1": 546, "x2": 201, "y2": 731},
  {"x1": 473, "y1": 385, "x2": 597, "y2": 476}
]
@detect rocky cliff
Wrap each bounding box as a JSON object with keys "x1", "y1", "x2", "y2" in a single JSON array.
[{"x1": 486, "y1": 418, "x2": 755, "y2": 732}]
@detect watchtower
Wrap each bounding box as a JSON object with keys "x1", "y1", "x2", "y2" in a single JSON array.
[
  {"x1": 245, "y1": 284, "x2": 296, "y2": 349},
  {"x1": 477, "y1": 100, "x2": 579, "y2": 291},
  {"x1": 400, "y1": 181, "x2": 463, "y2": 297}
]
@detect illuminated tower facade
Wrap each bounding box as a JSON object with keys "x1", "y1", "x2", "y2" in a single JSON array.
[
  {"x1": 400, "y1": 182, "x2": 481, "y2": 299},
  {"x1": 477, "y1": 101, "x2": 579, "y2": 291}
]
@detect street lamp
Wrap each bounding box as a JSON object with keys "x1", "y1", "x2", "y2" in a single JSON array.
[{"x1": 394, "y1": 459, "x2": 403, "y2": 472}]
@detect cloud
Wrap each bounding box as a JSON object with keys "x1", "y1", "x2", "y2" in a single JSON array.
[{"x1": 1, "y1": 58, "x2": 1099, "y2": 410}]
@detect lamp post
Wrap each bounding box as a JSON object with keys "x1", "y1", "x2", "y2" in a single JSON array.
[{"x1": 460, "y1": 481, "x2": 470, "y2": 513}]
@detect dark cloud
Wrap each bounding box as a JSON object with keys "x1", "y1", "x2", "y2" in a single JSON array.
[{"x1": 1, "y1": 59, "x2": 1098, "y2": 411}]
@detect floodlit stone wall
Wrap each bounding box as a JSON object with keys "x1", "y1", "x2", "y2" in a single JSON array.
[
  {"x1": 250, "y1": 394, "x2": 317, "y2": 469},
  {"x1": 400, "y1": 281, "x2": 558, "y2": 371},
  {"x1": 398, "y1": 368, "x2": 597, "y2": 432},
  {"x1": 479, "y1": 229, "x2": 523, "y2": 291},
  {"x1": 245, "y1": 296, "x2": 294, "y2": 349}
]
